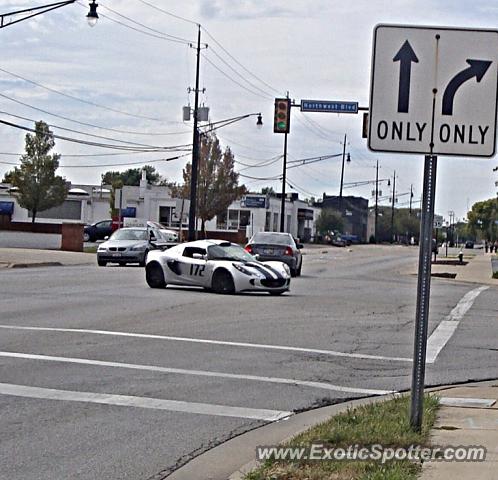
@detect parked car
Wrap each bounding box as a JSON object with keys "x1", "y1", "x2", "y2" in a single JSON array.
[
  {"x1": 465, "y1": 240, "x2": 474, "y2": 249},
  {"x1": 84, "y1": 219, "x2": 113, "y2": 242},
  {"x1": 245, "y1": 232, "x2": 303, "y2": 277},
  {"x1": 97, "y1": 227, "x2": 163, "y2": 267},
  {"x1": 145, "y1": 240, "x2": 291, "y2": 295}
]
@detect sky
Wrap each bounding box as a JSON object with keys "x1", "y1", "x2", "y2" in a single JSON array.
[{"x1": 1, "y1": 0, "x2": 498, "y2": 222}]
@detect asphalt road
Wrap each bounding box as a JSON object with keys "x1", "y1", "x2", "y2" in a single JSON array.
[{"x1": 0, "y1": 245, "x2": 496, "y2": 479}]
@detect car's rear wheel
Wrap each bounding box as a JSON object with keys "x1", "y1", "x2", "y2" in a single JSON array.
[
  {"x1": 146, "y1": 262, "x2": 166, "y2": 289},
  {"x1": 269, "y1": 290, "x2": 285, "y2": 296},
  {"x1": 97, "y1": 259, "x2": 107, "y2": 267},
  {"x1": 290, "y1": 268, "x2": 297, "y2": 277},
  {"x1": 212, "y1": 269, "x2": 235, "y2": 294},
  {"x1": 296, "y1": 262, "x2": 302, "y2": 276}
]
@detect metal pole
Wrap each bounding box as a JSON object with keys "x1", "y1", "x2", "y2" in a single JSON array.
[
  {"x1": 409, "y1": 184, "x2": 413, "y2": 215},
  {"x1": 339, "y1": 134, "x2": 347, "y2": 200},
  {"x1": 410, "y1": 154, "x2": 438, "y2": 431},
  {"x1": 391, "y1": 170, "x2": 396, "y2": 243},
  {"x1": 187, "y1": 25, "x2": 202, "y2": 242},
  {"x1": 375, "y1": 160, "x2": 379, "y2": 243},
  {"x1": 280, "y1": 131, "x2": 288, "y2": 232}
]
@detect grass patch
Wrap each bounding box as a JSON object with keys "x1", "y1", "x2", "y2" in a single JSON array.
[
  {"x1": 83, "y1": 246, "x2": 98, "y2": 254},
  {"x1": 245, "y1": 395, "x2": 439, "y2": 480}
]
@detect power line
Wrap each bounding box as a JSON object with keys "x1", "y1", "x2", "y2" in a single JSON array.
[
  {"x1": 202, "y1": 53, "x2": 272, "y2": 100},
  {"x1": 98, "y1": 2, "x2": 195, "y2": 45},
  {"x1": 0, "y1": 119, "x2": 191, "y2": 152},
  {"x1": 0, "y1": 153, "x2": 189, "y2": 169},
  {"x1": 0, "y1": 92, "x2": 186, "y2": 136},
  {"x1": 201, "y1": 26, "x2": 283, "y2": 96},
  {"x1": 0, "y1": 66, "x2": 164, "y2": 122},
  {"x1": 136, "y1": 0, "x2": 198, "y2": 26},
  {"x1": 0, "y1": 110, "x2": 171, "y2": 149}
]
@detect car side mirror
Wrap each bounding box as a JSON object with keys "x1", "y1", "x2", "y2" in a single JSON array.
[
  {"x1": 192, "y1": 253, "x2": 205, "y2": 260},
  {"x1": 149, "y1": 231, "x2": 156, "y2": 241},
  {"x1": 297, "y1": 243, "x2": 304, "y2": 249}
]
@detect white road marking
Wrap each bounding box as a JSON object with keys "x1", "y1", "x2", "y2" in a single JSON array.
[
  {"x1": 0, "y1": 351, "x2": 394, "y2": 396},
  {"x1": 426, "y1": 286, "x2": 488, "y2": 364},
  {"x1": 0, "y1": 382, "x2": 291, "y2": 421},
  {"x1": 0, "y1": 325, "x2": 412, "y2": 363}
]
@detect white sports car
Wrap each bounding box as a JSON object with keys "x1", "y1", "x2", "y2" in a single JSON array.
[{"x1": 145, "y1": 239, "x2": 291, "y2": 295}]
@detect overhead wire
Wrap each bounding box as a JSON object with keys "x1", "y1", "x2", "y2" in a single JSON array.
[
  {"x1": 0, "y1": 119, "x2": 191, "y2": 152},
  {"x1": 0, "y1": 66, "x2": 164, "y2": 122},
  {"x1": 0, "y1": 92, "x2": 187, "y2": 135}
]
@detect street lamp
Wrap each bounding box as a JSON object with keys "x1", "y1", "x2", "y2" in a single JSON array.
[
  {"x1": 86, "y1": 1, "x2": 99, "y2": 27},
  {"x1": 0, "y1": 1, "x2": 99, "y2": 29}
]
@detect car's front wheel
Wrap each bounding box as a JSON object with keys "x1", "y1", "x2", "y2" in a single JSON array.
[
  {"x1": 212, "y1": 269, "x2": 235, "y2": 294},
  {"x1": 146, "y1": 262, "x2": 166, "y2": 288},
  {"x1": 97, "y1": 259, "x2": 107, "y2": 267},
  {"x1": 83, "y1": 232, "x2": 90, "y2": 242}
]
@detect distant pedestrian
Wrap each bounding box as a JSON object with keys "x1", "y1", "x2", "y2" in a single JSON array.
[
  {"x1": 485, "y1": 240, "x2": 489, "y2": 253},
  {"x1": 495, "y1": 240, "x2": 498, "y2": 253}
]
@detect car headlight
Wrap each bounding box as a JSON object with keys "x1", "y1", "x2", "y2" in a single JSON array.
[
  {"x1": 282, "y1": 263, "x2": 291, "y2": 275},
  {"x1": 131, "y1": 244, "x2": 146, "y2": 251},
  {"x1": 233, "y1": 262, "x2": 265, "y2": 278},
  {"x1": 97, "y1": 246, "x2": 107, "y2": 252}
]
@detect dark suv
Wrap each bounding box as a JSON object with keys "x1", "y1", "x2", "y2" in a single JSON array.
[{"x1": 84, "y1": 219, "x2": 113, "y2": 242}]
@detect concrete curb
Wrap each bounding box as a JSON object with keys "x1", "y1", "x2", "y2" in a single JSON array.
[{"x1": 165, "y1": 379, "x2": 498, "y2": 480}]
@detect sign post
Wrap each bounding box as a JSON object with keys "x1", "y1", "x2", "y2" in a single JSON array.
[{"x1": 368, "y1": 24, "x2": 498, "y2": 431}]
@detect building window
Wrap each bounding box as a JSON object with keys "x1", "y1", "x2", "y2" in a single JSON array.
[
  {"x1": 216, "y1": 210, "x2": 227, "y2": 229},
  {"x1": 159, "y1": 206, "x2": 173, "y2": 226},
  {"x1": 240, "y1": 210, "x2": 250, "y2": 228},
  {"x1": 223, "y1": 209, "x2": 251, "y2": 230},
  {"x1": 228, "y1": 209, "x2": 239, "y2": 230},
  {"x1": 286, "y1": 214, "x2": 291, "y2": 233},
  {"x1": 273, "y1": 212, "x2": 279, "y2": 231},
  {"x1": 265, "y1": 211, "x2": 271, "y2": 231}
]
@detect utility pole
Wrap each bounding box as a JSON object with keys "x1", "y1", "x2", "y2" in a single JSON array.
[
  {"x1": 409, "y1": 184, "x2": 413, "y2": 215},
  {"x1": 279, "y1": 93, "x2": 290, "y2": 233},
  {"x1": 187, "y1": 25, "x2": 202, "y2": 241},
  {"x1": 375, "y1": 160, "x2": 379, "y2": 242},
  {"x1": 391, "y1": 170, "x2": 396, "y2": 243},
  {"x1": 339, "y1": 134, "x2": 347, "y2": 201}
]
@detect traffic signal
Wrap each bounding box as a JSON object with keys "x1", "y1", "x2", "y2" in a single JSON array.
[{"x1": 273, "y1": 98, "x2": 291, "y2": 134}]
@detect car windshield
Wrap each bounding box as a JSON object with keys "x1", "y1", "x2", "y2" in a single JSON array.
[
  {"x1": 110, "y1": 229, "x2": 148, "y2": 241},
  {"x1": 207, "y1": 244, "x2": 254, "y2": 262},
  {"x1": 251, "y1": 233, "x2": 293, "y2": 245}
]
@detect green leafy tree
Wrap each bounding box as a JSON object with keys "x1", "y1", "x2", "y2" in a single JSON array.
[
  {"x1": 315, "y1": 208, "x2": 344, "y2": 235},
  {"x1": 177, "y1": 133, "x2": 246, "y2": 236},
  {"x1": 261, "y1": 186, "x2": 275, "y2": 196},
  {"x1": 467, "y1": 198, "x2": 498, "y2": 241},
  {"x1": 6, "y1": 121, "x2": 67, "y2": 223},
  {"x1": 101, "y1": 165, "x2": 162, "y2": 186}
]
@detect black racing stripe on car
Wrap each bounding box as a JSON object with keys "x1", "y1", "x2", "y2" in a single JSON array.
[
  {"x1": 259, "y1": 263, "x2": 283, "y2": 279},
  {"x1": 245, "y1": 262, "x2": 273, "y2": 280}
]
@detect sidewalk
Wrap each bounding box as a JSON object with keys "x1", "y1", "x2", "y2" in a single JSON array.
[
  {"x1": 421, "y1": 380, "x2": 498, "y2": 479},
  {"x1": 0, "y1": 247, "x2": 95, "y2": 268},
  {"x1": 409, "y1": 251, "x2": 498, "y2": 287}
]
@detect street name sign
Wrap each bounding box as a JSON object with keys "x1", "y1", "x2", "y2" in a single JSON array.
[
  {"x1": 301, "y1": 100, "x2": 358, "y2": 114},
  {"x1": 368, "y1": 25, "x2": 498, "y2": 157}
]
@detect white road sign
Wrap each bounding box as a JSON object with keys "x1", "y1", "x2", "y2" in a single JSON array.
[{"x1": 368, "y1": 25, "x2": 498, "y2": 157}]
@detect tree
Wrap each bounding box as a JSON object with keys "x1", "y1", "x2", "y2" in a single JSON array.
[
  {"x1": 467, "y1": 198, "x2": 498, "y2": 241},
  {"x1": 6, "y1": 121, "x2": 67, "y2": 223},
  {"x1": 176, "y1": 133, "x2": 246, "y2": 235},
  {"x1": 261, "y1": 186, "x2": 275, "y2": 196},
  {"x1": 101, "y1": 165, "x2": 162, "y2": 186},
  {"x1": 315, "y1": 208, "x2": 344, "y2": 235}
]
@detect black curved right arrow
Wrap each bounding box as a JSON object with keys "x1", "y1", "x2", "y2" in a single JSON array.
[{"x1": 442, "y1": 59, "x2": 492, "y2": 115}]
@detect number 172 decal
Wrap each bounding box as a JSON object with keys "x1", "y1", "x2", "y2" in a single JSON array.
[{"x1": 189, "y1": 264, "x2": 205, "y2": 276}]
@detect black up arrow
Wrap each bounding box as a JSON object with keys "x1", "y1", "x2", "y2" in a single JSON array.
[
  {"x1": 442, "y1": 59, "x2": 492, "y2": 115},
  {"x1": 393, "y1": 40, "x2": 419, "y2": 113}
]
